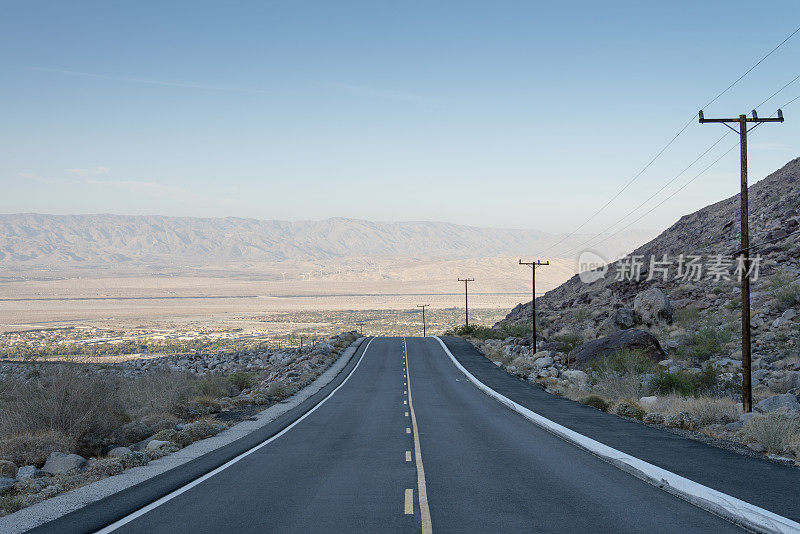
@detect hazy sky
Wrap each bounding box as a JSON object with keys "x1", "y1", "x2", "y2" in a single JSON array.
[{"x1": 2, "y1": 1, "x2": 799, "y2": 235}]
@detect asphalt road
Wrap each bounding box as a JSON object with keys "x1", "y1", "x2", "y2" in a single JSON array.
[{"x1": 76, "y1": 336, "x2": 752, "y2": 534}]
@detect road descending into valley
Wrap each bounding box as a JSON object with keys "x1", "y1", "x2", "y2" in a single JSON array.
[{"x1": 41, "y1": 336, "x2": 751, "y2": 534}]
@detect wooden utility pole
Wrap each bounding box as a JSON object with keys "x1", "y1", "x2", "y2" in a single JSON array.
[
  {"x1": 355, "y1": 322, "x2": 365, "y2": 336},
  {"x1": 519, "y1": 259, "x2": 549, "y2": 350},
  {"x1": 417, "y1": 304, "x2": 429, "y2": 337},
  {"x1": 457, "y1": 278, "x2": 475, "y2": 327},
  {"x1": 699, "y1": 108, "x2": 785, "y2": 412}
]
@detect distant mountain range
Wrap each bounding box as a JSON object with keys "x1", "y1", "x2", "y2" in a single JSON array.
[{"x1": 0, "y1": 214, "x2": 654, "y2": 269}]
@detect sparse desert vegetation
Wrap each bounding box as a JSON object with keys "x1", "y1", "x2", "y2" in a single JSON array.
[{"x1": 0, "y1": 331, "x2": 358, "y2": 516}]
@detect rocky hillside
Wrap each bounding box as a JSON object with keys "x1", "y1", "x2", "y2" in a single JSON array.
[
  {"x1": 495, "y1": 156, "x2": 800, "y2": 401},
  {"x1": 0, "y1": 214, "x2": 653, "y2": 268}
]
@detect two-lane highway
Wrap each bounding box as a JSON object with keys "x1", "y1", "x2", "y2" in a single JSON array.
[{"x1": 89, "y1": 337, "x2": 742, "y2": 533}]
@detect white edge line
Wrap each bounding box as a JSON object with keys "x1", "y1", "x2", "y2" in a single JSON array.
[
  {"x1": 96, "y1": 337, "x2": 377, "y2": 534},
  {"x1": 432, "y1": 336, "x2": 800, "y2": 534}
]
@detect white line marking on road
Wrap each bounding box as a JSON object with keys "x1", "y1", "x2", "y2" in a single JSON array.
[
  {"x1": 406, "y1": 427, "x2": 411, "y2": 434},
  {"x1": 405, "y1": 412, "x2": 409, "y2": 417},
  {"x1": 432, "y1": 336, "x2": 800, "y2": 534},
  {"x1": 404, "y1": 489, "x2": 414, "y2": 514},
  {"x1": 404, "y1": 337, "x2": 433, "y2": 534},
  {"x1": 406, "y1": 450, "x2": 412, "y2": 462},
  {"x1": 403, "y1": 400, "x2": 407, "y2": 405},
  {"x1": 96, "y1": 337, "x2": 377, "y2": 534}
]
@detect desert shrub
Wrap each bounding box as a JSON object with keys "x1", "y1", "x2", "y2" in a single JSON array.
[
  {"x1": 673, "y1": 306, "x2": 699, "y2": 328},
  {"x1": 580, "y1": 395, "x2": 609, "y2": 412},
  {"x1": 153, "y1": 428, "x2": 193, "y2": 448},
  {"x1": 615, "y1": 401, "x2": 646, "y2": 420},
  {"x1": 87, "y1": 457, "x2": 125, "y2": 478},
  {"x1": 666, "y1": 397, "x2": 740, "y2": 426},
  {"x1": 0, "y1": 430, "x2": 74, "y2": 467},
  {"x1": 500, "y1": 322, "x2": 534, "y2": 338},
  {"x1": 227, "y1": 371, "x2": 256, "y2": 391},
  {"x1": 118, "y1": 371, "x2": 196, "y2": 418},
  {"x1": 574, "y1": 307, "x2": 592, "y2": 322},
  {"x1": 769, "y1": 272, "x2": 800, "y2": 311},
  {"x1": 119, "y1": 451, "x2": 149, "y2": 468},
  {"x1": 649, "y1": 371, "x2": 696, "y2": 396},
  {"x1": 741, "y1": 412, "x2": 800, "y2": 454},
  {"x1": 264, "y1": 380, "x2": 297, "y2": 400},
  {"x1": 0, "y1": 494, "x2": 24, "y2": 515},
  {"x1": 677, "y1": 325, "x2": 732, "y2": 362},
  {"x1": 453, "y1": 324, "x2": 504, "y2": 340},
  {"x1": 586, "y1": 349, "x2": 656, "y2": 400},
  {"x1": 183, "y1": 419, "x2": 224, "y2": 442},
  {"x1": 550, "y1": 331, "x2": 583, "y2": 353},
  {"x1": 0, "y1": 365, "x2": 126, "y2": 457},
  {"x1": 193, "y1": 375, "x2": 236, "y2": 398}
]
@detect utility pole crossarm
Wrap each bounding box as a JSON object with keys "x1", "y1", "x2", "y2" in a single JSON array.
[{"x1": 699, "y1": 109, "x2": 784, "y2": 123}]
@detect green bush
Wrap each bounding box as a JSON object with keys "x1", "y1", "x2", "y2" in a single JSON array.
[
  {"x1": 769, "y1": 272, "x2": 800, "y2": 311},
  {"x1": 673, "y1": 306, "x2": 699, "y2": 328},
  {"x1": 585, "y1": 349, "x2": 656, "y2": 377},
  {"x1": 580, "y1": 395, "x2": 610, "y2": 412},
  {"x1": 227, "y1": 371, "x2": 256, "y2": 391},
  {"x1": 550, "y1": 331, "x2": 583, "y2": 353},
  {"x1": 193, "y1": 375, "x2": 236, "y2": 398},
  {"x1": 615, "y1": 401, "x2": 646, "y2": 420},
  {"x1": 649, "y1": 371, "x2": 696, "y2": 396},
  {"x1": 677, "y1": 325, "x2": 732, "y2": 362}
]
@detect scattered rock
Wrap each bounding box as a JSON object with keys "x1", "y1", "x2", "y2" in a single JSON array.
[
  {"x1": 16, "y1": 465, "x2": 43, "y2": 480},
  {"x1": 638, "y1": 396, "x2": 658, "y2": 410},
  {"x1": 613, "y1": 308, "x2": 635, "y2": 329},
  {"x1": 747, "y1": 442, "x2": 766, "y2": 453},
  {"x1": 725, "y1": 420, "x2": 744, "y2": 431},
  {"x1": 534, "y1": 355, "x2": 554, "y2": 368},
  {"x1": 570, "y1": 329, "x2": 666, "y2": 369},
  {"x1": 42, "y1": 452, "x2": 87, "y2": 475},
  {"x1": 145, "y1": 440, "x2": 171, "y2": 453},
  {"x1": 634, "y1": 287, "x2": 673, "y2": 325},
  {"x1": 665, "y1": 411, "x2": 698, "y2": 430},
  {"x1": 643, "y1": 412, "x2": 665, "y2": 425},
  {"x1": 755, "y1": 393, "x2": 800, "y2": 413}
]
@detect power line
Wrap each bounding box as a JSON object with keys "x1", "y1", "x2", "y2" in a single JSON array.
[
  {"x1": 571, "y1": 95, "x2": 797, "y2": 256},
  {"x1": 556, "y1": 131, "x2": 732, "y2": 258},
  {"x1": 535, "y1": 24, "x2": 800, "y2": 257},
  {"x1": 558, "y1": 86, "x2": 799, "y2": 259}
]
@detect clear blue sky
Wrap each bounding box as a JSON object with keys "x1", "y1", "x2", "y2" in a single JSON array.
[{"x1": 2, "y1": 1, "x2": 799, "y2": 235}]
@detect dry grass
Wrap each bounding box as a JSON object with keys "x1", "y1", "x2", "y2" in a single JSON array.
[
  {"x1": 650, "y1": 396, "x2": 741, "y2": 426},
  {"x1": 741, "y1": 412, "x2": 800, "y2": 454},
  {"x1": 0, "y1": 364, "x2": 200, "y2": 461}
]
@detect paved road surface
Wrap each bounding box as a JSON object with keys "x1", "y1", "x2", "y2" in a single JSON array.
[{"x1": 77, "y1": 336, "x2": 748, "y2": 533}]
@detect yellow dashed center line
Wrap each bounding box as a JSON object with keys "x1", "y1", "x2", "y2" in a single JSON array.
[{"x1": 403, "y1": 337, "x2": 433, "y2": 533}]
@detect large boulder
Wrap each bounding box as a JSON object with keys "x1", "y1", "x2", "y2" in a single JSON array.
[
  {"x1": 755, "y1": 393, "x2": 800, "y2": 413},
  {"x1": 634, "y1": 288, "x2": 673, "y2": 325},
  {"x1": 569, "y1": 329, "x2": 666, "y2": 369},
  {"x1": 42, "y1": 452, "x2": 87, "y2": 475}
]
